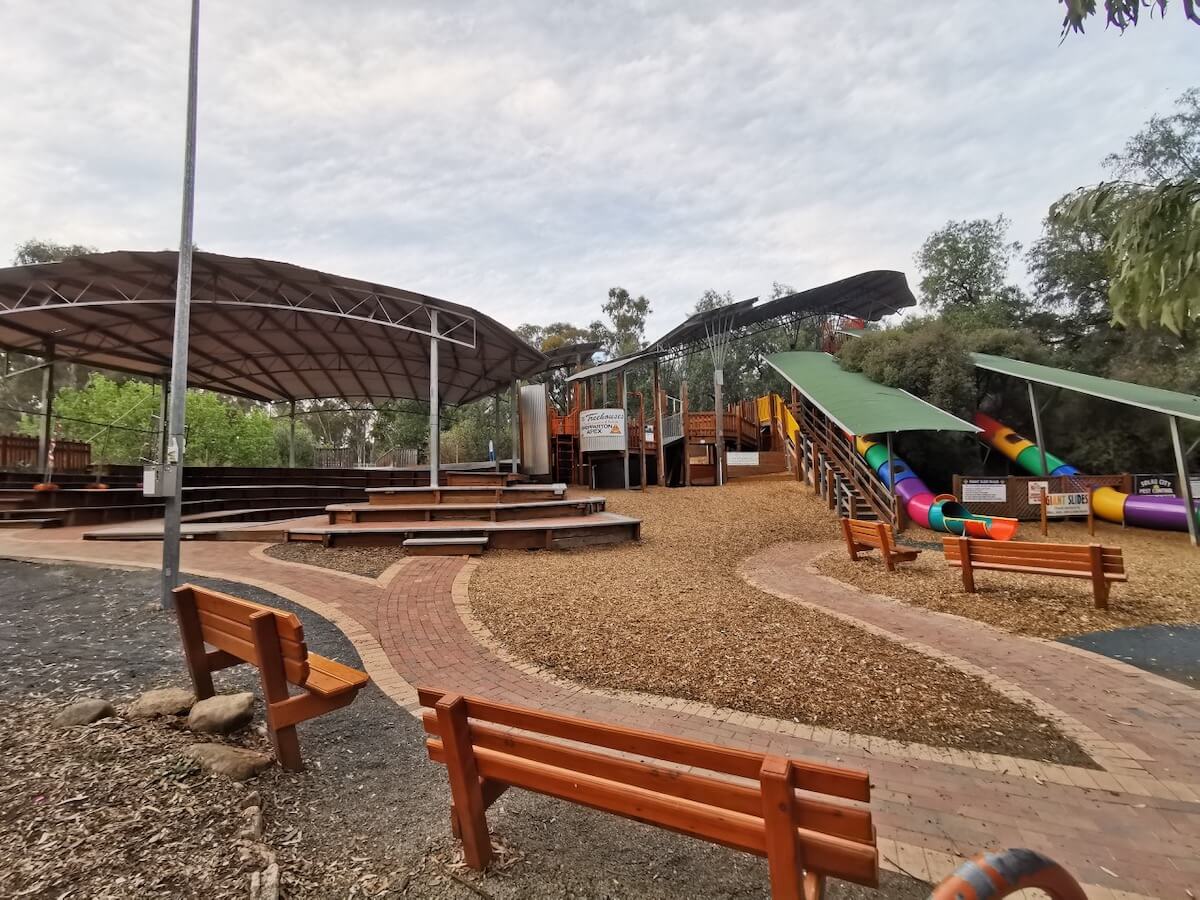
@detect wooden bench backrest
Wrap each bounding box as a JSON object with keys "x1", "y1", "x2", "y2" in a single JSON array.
[
  {"x1": 942, "y1": 538, "x2": 1124, "y2": 575},
  {"x1": 844, "y1": 518, "x2": 893, "y2": 551},
  {"x1": 175, "y1": 584, "x2": 310, "y2": 685},
  {"x1": 418, "y1": 687, "x2": 877, "y2": 887}
]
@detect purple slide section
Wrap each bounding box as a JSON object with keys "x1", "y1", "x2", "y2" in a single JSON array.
[{"x1": 1123, "y1": 493, "x2": 1200, "y2": 532}]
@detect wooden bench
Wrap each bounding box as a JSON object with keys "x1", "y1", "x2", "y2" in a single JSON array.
[
  {"x1": 173, "y1": 584, "x2": 370, "y2": 770},
  {"x1": 840, "y1": 518, "x2": 920, "y2": 572},
  {"x1": 418, "y1": 687, "x2": 877, "y2": 899},
  {"x1": 942, "y1": 537, "x2": 1126, "y2": 609}
]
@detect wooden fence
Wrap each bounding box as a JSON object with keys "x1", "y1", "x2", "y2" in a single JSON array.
[{"x1": 0, "y1": 434, "x2": 92, "y2": 472}]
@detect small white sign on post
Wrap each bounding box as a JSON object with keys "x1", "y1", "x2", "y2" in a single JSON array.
[
  {"x1": 579, "y1": 408, "x2": 626, "y2": 453},
  {"x1": 1027, "y1": 481, "x2": 1050, "y2": 505},
  {"x1": 1045, "y1": 491, "x2": 1090, "y2": 517},
  {"x1": 727, "y1": 451, "x2": 760, "y2": 467},
  {"x1": 961, "y1": 478, "x2": 1007, "y2": 504}
]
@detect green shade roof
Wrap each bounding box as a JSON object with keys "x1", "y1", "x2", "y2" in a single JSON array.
[
  {"x1": 764, "y1": 351, "x2": 978, "y2": 435},
  {"x1": 972, "y1": 353, "x2": 1200, "y2": 422}
]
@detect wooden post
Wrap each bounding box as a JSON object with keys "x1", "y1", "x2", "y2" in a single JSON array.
[
  {"x1": 249, "y1": 610, "x2": 303, "y2": 771},
  {"x1": 681, "y1": 379, "x2": 691, "y2": 487},
  {"x1": 617, "y1": 371, "x2": 629, "y2": 490},
  {"x1": 760, "y1": 756, "x2": 804, "y2": 900},
  {"x1": 1087, "y1": 486, "x2": 1096, "y2": 536},
  {"x1": 1168, "y1": 415, "x2": 1199, "y2": 548},
  {"x1": 637, "y1": 391, "x2": 647, "y2": 492},
  {"x1": 1088, "y1": 543, "x2": 1109, "y2": 610},
  {"x1": 172, "y1": 586, "x2": 215, "y2": 700},
  {"x1": 957, "y1": 537, "x2": 976, "y2": 593},
  {"x1": 1040, "y1": 486, "x2": 1049, "y2": 537},
  {"x1": 435, "y1": 695, "x2": 493, "y2": 869},
  {"x1": 653, "y1": 361, "x2": 665, "y2": 487}
]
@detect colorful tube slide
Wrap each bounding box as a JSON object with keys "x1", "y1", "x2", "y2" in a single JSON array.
[
  {"x1": 855, "y1": 436, "x2": 1018, "y2": 540},
  {"x1": 975, "y1": 412, "x2": 1200, "y2": 532}
]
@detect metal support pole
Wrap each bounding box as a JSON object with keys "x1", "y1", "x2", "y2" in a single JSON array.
[
  {"x1": 493, "y1": 391, "x2": 502, "y2": 471},
  {"x1": 713, "y1": 368, "x2": 724, "y2": 486},
  {"x1": 37, "y1": 346, "x2": 55, "y2": 480},
  {"x1": 429, "y1": 309, "x2": 440, "y2": 488},
  {"x1": 681, "y1": 379, "x2": 690, "y2": 487},
  {"x1": 652, "y1": 360, "x2": 664, "y2": 487},
  {"x1": 1168, "y1": 415, "x2": 1198, "y2": 547},
  {"x1": 288, "y1": 399, "x2": 297, "y2": 468},
  {"x1": 885, "y1": 431, "x2": 898, "y2": 527},
  {"x1": 160, "y1": 0, "x2": 201, "y2": 610},
  {"x1": 510, "y1": 379, "x2": 520, "y2": 475},
  {"x1": 617, "y1": 371, "x2": 629, "y2": 489},
  {"x1": 1027, "y1": 381, "x2": 1050, "y2": 477}
]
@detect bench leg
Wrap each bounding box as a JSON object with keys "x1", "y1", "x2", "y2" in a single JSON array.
[
  {"x1": 437, "y1": 695, "x2": 493, "y2": 869},
  {"x1": 249, "y1": 611, "x2": 304, "y2": 772},
  {"x1": 173, "y1": 587, "x2": 215, "y2": 700},
  {"x1": 957, "y1": 538, "x2": 976, "y2": 593},
  {"x1": 1088, "y1": 544, "x2": 1109, "y2": 610},
  {"x1": 803, "y1": 872, "x2": 825, "y2": 900},
  {"x1": 840, "y1": 519, "x2": 859, "y2": 562},
  {"x1": 760, "y1": 755, "x2": 803, "y2": 900},
  {"x1": 876, "y1": 523, "x2": 895, "y2": 572}
]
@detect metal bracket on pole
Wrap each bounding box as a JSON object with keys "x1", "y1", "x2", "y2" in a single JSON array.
[{"x1": 429, "y1": 310, "x2": 440, "y2": 488}]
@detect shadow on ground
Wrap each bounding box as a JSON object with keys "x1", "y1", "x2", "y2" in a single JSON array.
[{"x1": 1060, "y1": 624, "x2": 1200, "y2": 688}]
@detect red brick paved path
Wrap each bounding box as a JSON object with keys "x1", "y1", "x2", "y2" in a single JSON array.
[{"x1": 3, "y1": 528, "x2": 1198, "y2": 898}]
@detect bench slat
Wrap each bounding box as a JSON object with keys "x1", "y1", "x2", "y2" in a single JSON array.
[
  {"x1": 196, "y1": 608, "x2": 307, "y2": 662},
  {"x1": 422, "y1": 718, "x2": 873, "y2": 844},
  {"x1": 944, "y1": 545, "x2": 1122, "y2": 567},
  {"x1": 199, "y1": 622, "x2": 309, "y2": 685},
  {"x1": 192, "y1": 586, "x2": 306, "y2": 643},
  {"x1": 417, "y1": 688, "x2": 868, "y2": 800},
  {"x1": 947, "y1": 560, "x2": 1128, "y2": 582},
  {"x1": 464, "y1": 744, "x2": 878, "y2": 886}
]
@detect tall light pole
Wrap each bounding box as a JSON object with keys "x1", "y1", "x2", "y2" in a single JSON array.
[{"x1": 160, "y1": 0, "x2": 201, "y2": 609}]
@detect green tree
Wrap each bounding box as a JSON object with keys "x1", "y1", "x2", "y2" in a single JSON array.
[
  {"x1": 1059, "y1": 0, "x2": 1199, "y2": 35},
  {"x1": 20, "y1": 373, "x2": 157, "y2": 464},
  {"x1": 595, "y1": 287, "x2": 652, "y2": 358},
  {"x1": 914, "y1": 217, "x2": 1031, "y2": 327},
  {"x1": 273, "y1": 418, "x2": 316, "y2": 467},
  {"x1": 13, "y1": 238, "x2": 98, "y2": 265},
  {"x1": 1052, "y1": 88, "x2": 1200, "y2": 334}
]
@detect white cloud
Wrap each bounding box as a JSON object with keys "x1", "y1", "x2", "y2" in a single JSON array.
[{"x1": 0, "y1": 0, "x2": 1194, "y2": 341}]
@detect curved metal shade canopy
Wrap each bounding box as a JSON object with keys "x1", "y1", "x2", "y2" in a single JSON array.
[{"x1": 0, "y1": 250, "x2": 547, "y2": 405}]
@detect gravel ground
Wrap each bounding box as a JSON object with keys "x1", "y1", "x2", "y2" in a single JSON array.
[
  {"x1": 0, "y1": 559, "x2": 928, "y2": 900},
  {"x1": 262, "y1": 541, "x2": 405, "y2": 578},
  {"x1": 814, "y1": 518, "x2": 1200, "y2": 639},
  {"x1": 470, "y1": 479, "x2": 1093, "y2": 767}
]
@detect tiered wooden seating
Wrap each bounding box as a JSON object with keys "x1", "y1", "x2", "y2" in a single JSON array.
[
  {"x1": 326, "y1": 497, "x2": 605, "y2": 524},
  {"x1": 173, "y1": 584, "x2": 369, "y2": 770},
  {"x1": 840, "y1": 518, "x2": 919, "y2": 572},
  {"x1": 444, "y1": 470, "x2": 525, "y2": 487},
  {"x1": 942, "y1": 537, "x2": 1126, "y2": 609},
  {"x1": 418, "y1": 688, "x2": 877, "y2": 899}
]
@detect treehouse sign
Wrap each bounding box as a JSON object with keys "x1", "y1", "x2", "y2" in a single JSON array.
[{"x1": 580, "y1": 409, "x2": 626, "y2": 453}]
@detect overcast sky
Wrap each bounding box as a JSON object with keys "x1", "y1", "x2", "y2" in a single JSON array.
[{"x1": 1, "y1": 2, "x2": 1194, "y2": 339}]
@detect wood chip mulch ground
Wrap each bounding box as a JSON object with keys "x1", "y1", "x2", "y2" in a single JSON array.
[
  {"x1": 815, "y1": 519, "x2": 1200, "y2": 639},
  {"x1": 0, "y1": 698, "x2": 271, "y2": 899},
  {"x1": 262, "y1": 541, "x2": 405, "y2": 578},
  {"x1": 469, "y1": 478, "x2": 1094, "y2": 767}
]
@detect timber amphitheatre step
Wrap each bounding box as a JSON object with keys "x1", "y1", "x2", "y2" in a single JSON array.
[
  {"x1": 325, "y1": 496, "x2": 606, "y2": 524},
  {"x1": 403, "y1": 536, "x2": 488, "y2": 556},
  {"x1": 364, "y1": 484, "x2": 567, "y2": 506},
  {"x1": 284, "y1": 512, "x2": 641, "y2": 551}
]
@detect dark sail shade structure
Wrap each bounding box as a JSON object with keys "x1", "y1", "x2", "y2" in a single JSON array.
[{"x1": 0, "y1": 250, "x2": 547, "y2": 406}]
